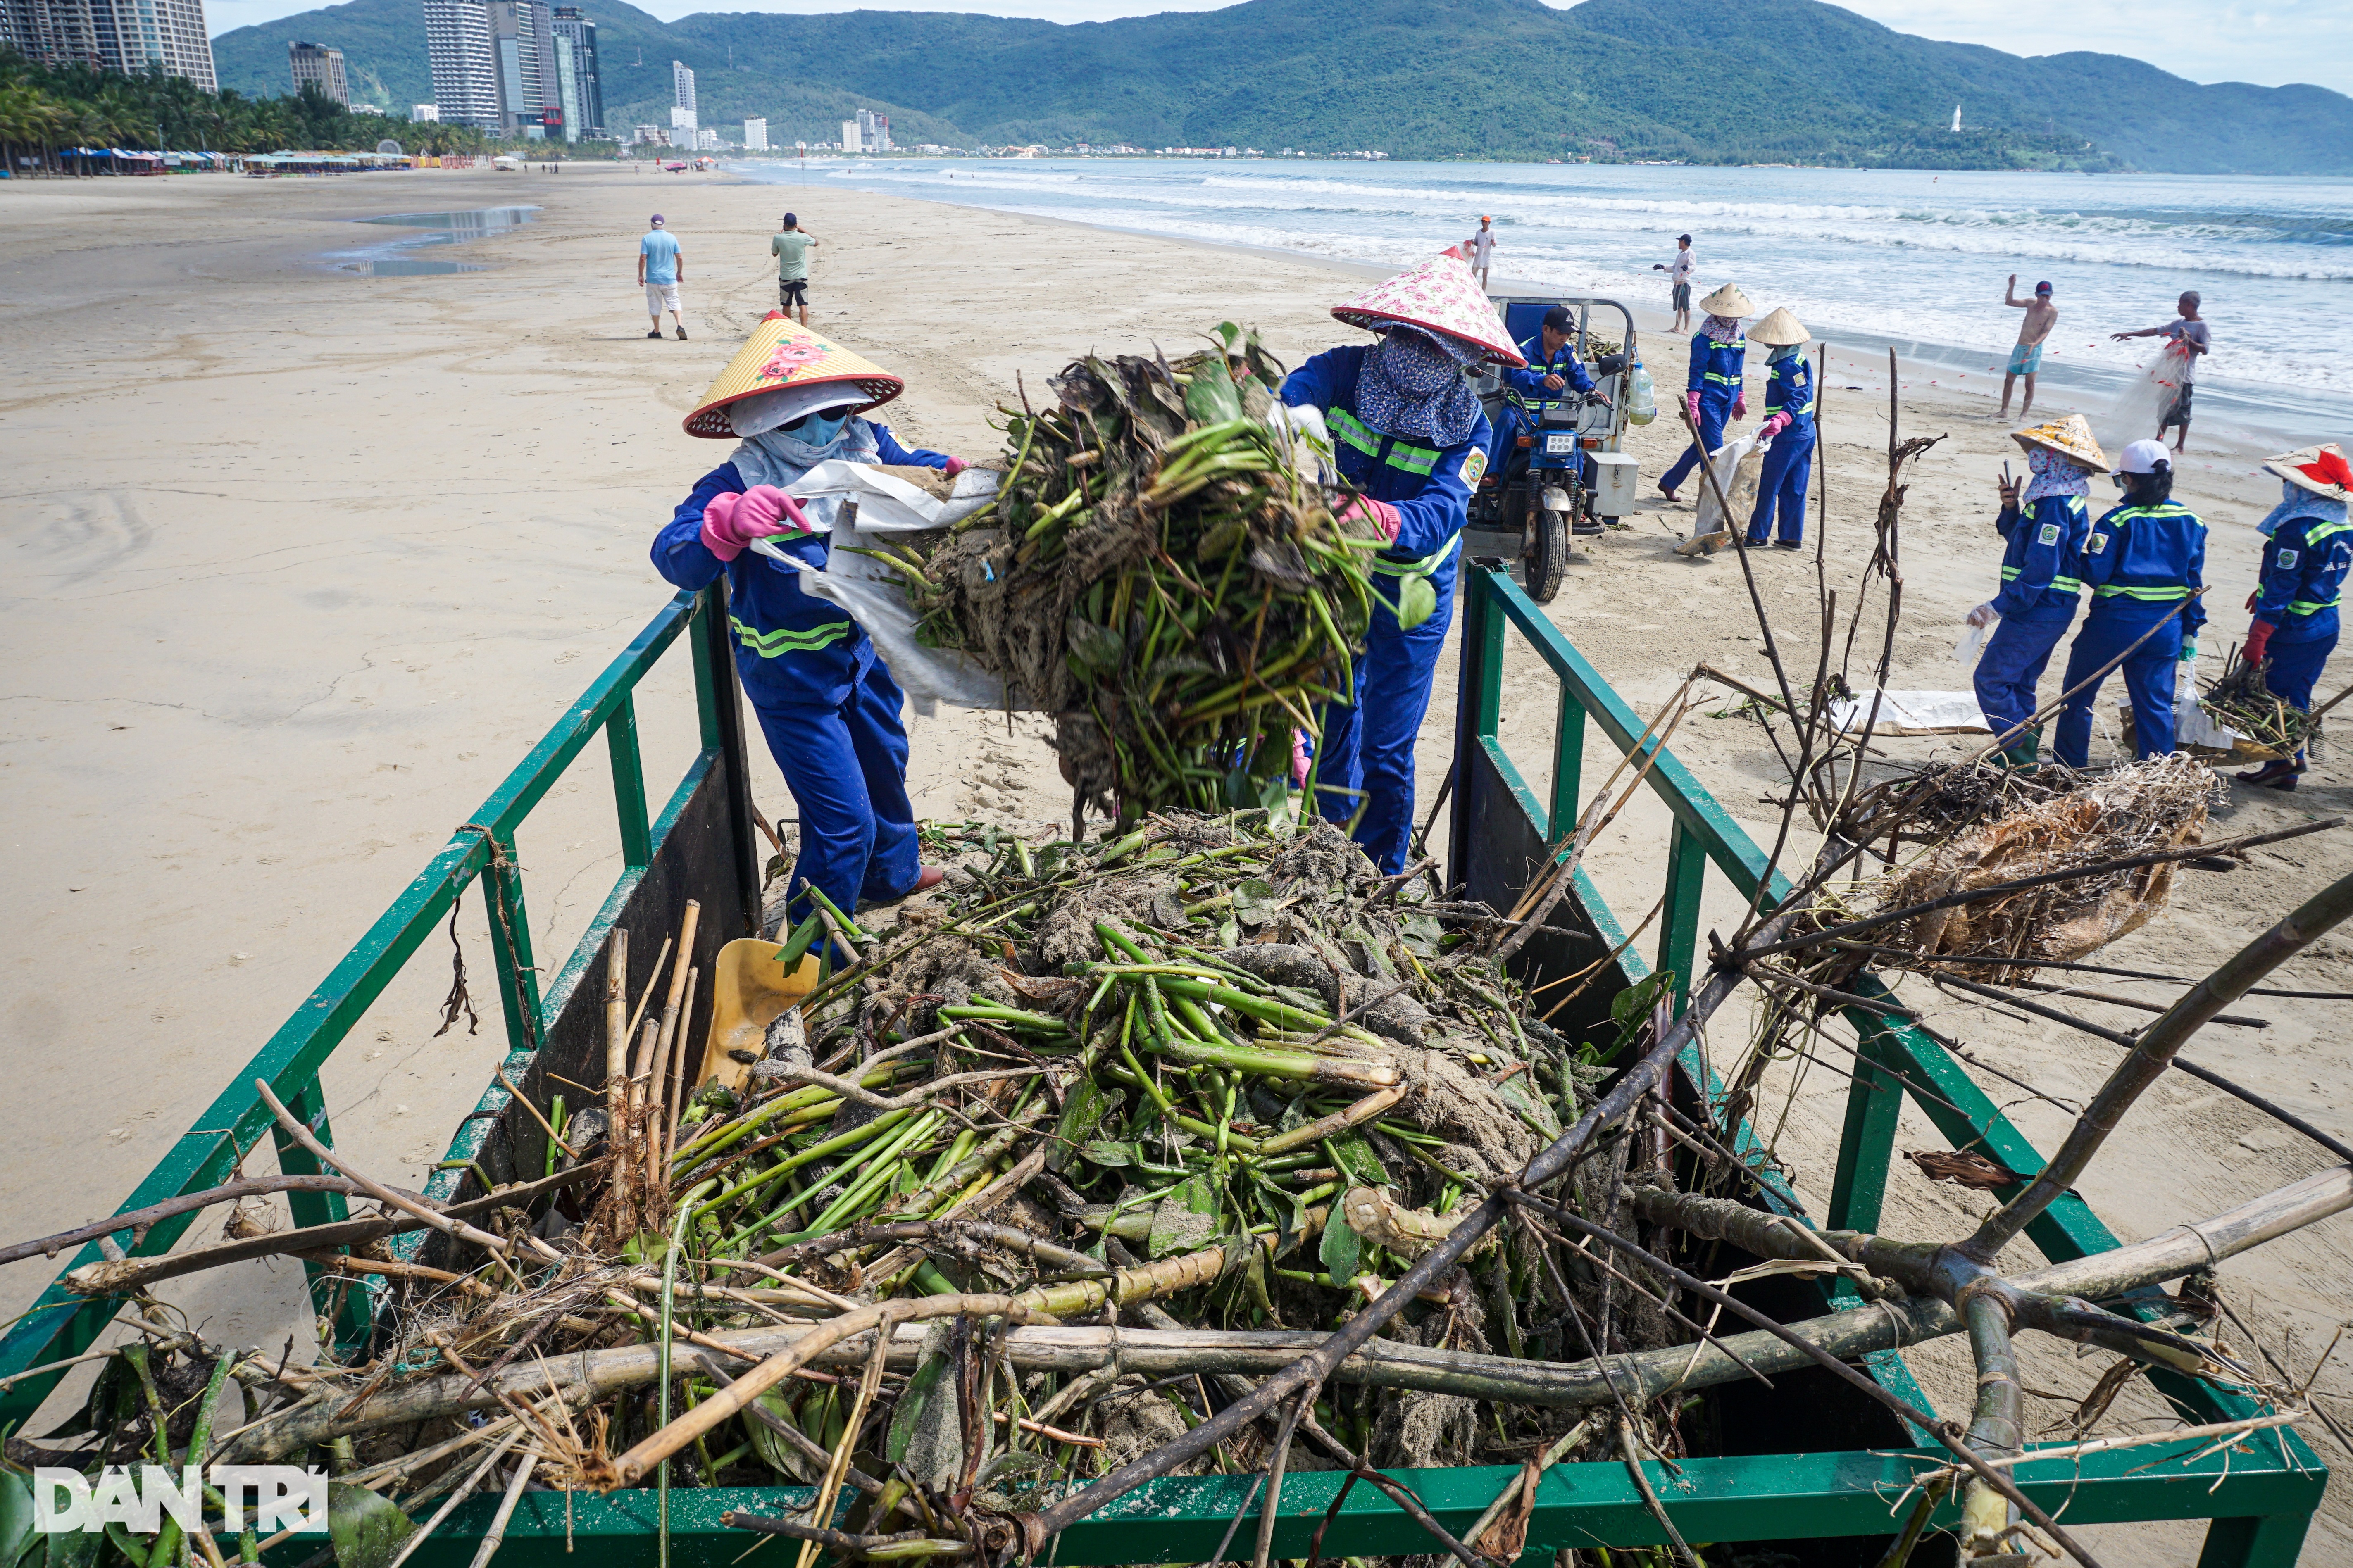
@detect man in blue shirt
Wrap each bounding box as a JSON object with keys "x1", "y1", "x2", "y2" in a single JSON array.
[{"x1": 638, "y1": 214, "x2": 686, "y2": 341}]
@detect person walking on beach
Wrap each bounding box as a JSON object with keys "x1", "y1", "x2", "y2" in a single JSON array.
[
  {"x1": 1967, "y1": 414, "x2": 2103, "y2": 770},
  {"x1": 2052, "y1": 439, "x2": 2206, "y2": 768},
  {"x1": 2111, "y1": 292, "x2": 2209, "y2": 454},
  {"x1": 1466, "y1": 217, "x2": 1496, "y2": 291},
  {"x1": 1743, "y1": 308, "x2": 1814, "y2": 549},
  {"x1": 1998, "y1": 275, "x2": 2057, "y2": 419},
  {"x1": 2234, "y1": 443, "x2": 2353, "y2": 792},
  {"x1": 638, "y1": 214, "x2": 686, "y2": 340},
  {"x1": 772, "y1": 212, "x2": 818, "y2": 325},
  {"x1": 1654, "y1": 235, "x2": 1695, "y2": 333},
  {"x1": 1656, "y1": 282, "x2": 1750, "y2": 503}
]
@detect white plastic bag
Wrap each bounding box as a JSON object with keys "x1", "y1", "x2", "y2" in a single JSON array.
[
  {"x1": 1953, "y1": 618, "x2": 1991, "y2": 667},
  {"x1": 1691, "y1": 432, "x2": 1762, "y2": 538}
]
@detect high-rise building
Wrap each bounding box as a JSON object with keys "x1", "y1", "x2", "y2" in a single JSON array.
[
  {"x1": 423, "y1": 0, "x2": 499, "y2": 127},
  {"x1": 548, "y1": 5, "x2": 602, "y2": 136},
  {"x1": 486, "y1": 0, "x2": 550, "y2": 133},
  {"x1": 695, "y1": 127, "x2": 718, "y2": 150},
  {"x1": 743, "y1": 117, "x2": 767, "y2": 151},
  {"x1": 671, "y1": 59, "x2": 695, "y2": 121},
  {"x1": 288, "y1": 40, "x2": 348, "y2": 105},
  {"x1": 412, "y1": 102, "x2": 441, "y2": 121},
  {"x1": 840, "y1": 117, "x2": 860, "y2": 152},
  {"x1": 843, "y1": 107, "x2": 891, "y2": 154},
  {"x1": 0, "y1": 0, "x2": 216, "y2": 90}
]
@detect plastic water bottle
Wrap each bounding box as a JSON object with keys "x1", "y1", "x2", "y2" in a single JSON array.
[{"x1": 1627, "y1": 361, "x2": 1657, "y2": 425}]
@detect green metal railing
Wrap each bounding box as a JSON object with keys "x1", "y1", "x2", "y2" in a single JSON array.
[
  {"x1": 0, "y1": 585, "x2": 743, "y2": 1425},
  {"x1": 1446, "y1": 560, "x2": 2325, "y2": 1561}
]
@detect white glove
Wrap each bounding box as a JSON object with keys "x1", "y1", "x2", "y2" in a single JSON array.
[
  {"x1": 1274, "y1": 403, "x2": 1336, "y2": 487},
  {"x1": 1965, "y1": 603, "x2": 1997, "y2": 629},
  {"x1": 2178, "y1": 640, "x2": 2201, "y2": 666}
]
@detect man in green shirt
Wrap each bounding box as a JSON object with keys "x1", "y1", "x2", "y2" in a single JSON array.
[{"x1": 772, "y1": 213, "x2": 819, "y2": 324}]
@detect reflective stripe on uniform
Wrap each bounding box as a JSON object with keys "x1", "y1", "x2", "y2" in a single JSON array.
[
  {"x1": 731, "y1": 614, "x2": 854, "y2": 657},
  {"x1": 2001, "y1": 566, "x2": 2083, "y2": 592},
  {"x1": 2287, "y1": 518, "x2": 2353, "y2": 615},
  {"x1": 2093, "y1": 583, "x2": 2192, "y2": 600},
  {"x1": 1369, "y1": 531, "x2": 1462, "y2": 579},
  {"x1": 1327, "y1": 408, "x2": 1441, "y2": 475},
  {"x1": 2289, "y1": 599, "x2": 2338, "y2": 616}
]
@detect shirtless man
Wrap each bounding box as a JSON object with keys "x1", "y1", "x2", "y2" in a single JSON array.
[{"x1": 1998, "y1": 275, "x2": 2057, "y2": 419}]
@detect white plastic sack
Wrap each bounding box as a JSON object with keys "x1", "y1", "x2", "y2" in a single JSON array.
[
  {"x1": 1828, "y1": 690, "x2": 1992, "y2": 736},
  {"x1": 1953, "y1": 619, "x2": 1990, "y2": 667},
  {"x1": 752, "y1": 462, "x2": 1000, "y2": 535},
  {"x1": 1691, "y1": 432, "x2": 1763, "y2": 538}
]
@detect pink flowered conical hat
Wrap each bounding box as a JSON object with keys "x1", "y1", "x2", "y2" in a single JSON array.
[{"x1": 1331, "y1": 255, "x2": 1525, "y2": 367}]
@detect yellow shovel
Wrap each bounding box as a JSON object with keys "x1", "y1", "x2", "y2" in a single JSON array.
[{"x1": 696, "y1": 937, "x2": 822, "y2": 1094}]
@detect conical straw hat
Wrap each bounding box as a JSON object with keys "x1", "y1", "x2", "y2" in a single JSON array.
[
  {"x1": 2010, "y1": 413, "x2": 2107, "y2": 471},
  {"x1": 2263, "y1": 443, "x2": 2352, "y2": 500},
  {"x1": 1747, "y1": 307, "x2": 1809, "y2": 347},
  {"x1": 1331, "y1": 255, "x2": 1524, "y2": 366},
  {"x1": 1697, "y1": 282, "x2": 1752, "y2": 319},
  {"x1": 684, "y1": 313, "x2": 904, "y2": 439}
]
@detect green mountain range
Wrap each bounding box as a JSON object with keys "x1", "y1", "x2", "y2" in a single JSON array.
[{"x1": 209, "y1": 0, "x2": 2353, "y2": 173}]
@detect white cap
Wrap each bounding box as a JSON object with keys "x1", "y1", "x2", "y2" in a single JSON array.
[{"x1": 2115, "y1": 439, "x2": 2172, "y2": 476}]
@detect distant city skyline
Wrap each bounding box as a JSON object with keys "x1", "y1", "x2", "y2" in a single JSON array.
[{"x1": 198, "y1": 0, "x2": 2346, "y2": 91}]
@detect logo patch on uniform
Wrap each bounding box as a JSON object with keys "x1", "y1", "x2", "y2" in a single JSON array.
[
  {"x1": 2037, "y1": 523, "x2": 2060, "y2": 547},
  {"x1": 2089, "y1": 532, "x2": 2108, "y2": 555},
  {"x1": 1459, "y1": 448, "x2": 1487, "y2": 487},
  {"x1": 2278, "y1": 549, "x2": 2299, "y2": 569}
]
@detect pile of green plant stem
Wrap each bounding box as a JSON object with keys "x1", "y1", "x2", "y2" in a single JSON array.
[
  {"x1": 865, "y1": 325, "x2": 1381, "y2": 828},
  {"x1": 2202, "y1": 648, "x2": 2322, "y2": 759}
]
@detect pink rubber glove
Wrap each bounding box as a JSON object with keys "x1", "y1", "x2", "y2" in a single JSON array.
[
  {"x1": 1684, "y1": 390, "x2": 1703, "y2": 426},
  {"x1": 2244, "y1": 620, "x2": 2275, "y2": 666},
  {"x1": 1731, "y1": 394, "x2": 1748, "y2": 421},
  {"x1": 942, "y1": 455, "x2": 969, "y2": 478},
  {"x1": 1335, "y1": 495, "x2": 1403, "y2": 542},
  {"x1": 1758, "y1": 412, "x2": 1791, "y2": 441},
  {"x1": 700, "y1": 485, "x2": 811, "y2": 561},
  {"x1": 1290, "y1": 728, "x2": 1311, "y2": 787}
]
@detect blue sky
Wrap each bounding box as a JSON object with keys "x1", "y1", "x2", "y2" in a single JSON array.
[{"x1": 205, "y1": 0, "x2": 2342, "y2": 90}]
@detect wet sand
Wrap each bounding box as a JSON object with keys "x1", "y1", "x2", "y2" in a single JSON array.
[{"x1": 0, "y1": 163, "x2": 2343, "y2": 1556}]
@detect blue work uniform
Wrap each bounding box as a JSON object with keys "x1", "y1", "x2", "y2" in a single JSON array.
[
  {"x1": 1972, "y1": 494, "x2": 2090, "y2": 753},
  {"x1": 1493, "y1": 331, "x2": 1594, "y2": 469},
  {"x1": 1283, "y1": 345, "x2": 1490, "y2": 875},
  {"x1": 652, "y1": 420, "x2": 952, "y2": 926},
  {"x1": 1744, "y1": 353, "x2": 1816, "y2": 545},
  {"x1": 1659, "y1": 329, "x2": 1745, "y2": 495},
  {"x1": 2053, "y1": 499, "x2": 2207, "y2": 768},
  {"x1": 2251, "y1": 510, "x2": 2353, "y2": 759}
]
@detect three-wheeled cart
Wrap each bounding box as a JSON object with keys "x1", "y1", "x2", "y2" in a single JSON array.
[
  {"x1": 1467, "y1": 296, "x2": 1646, "y2": 601},
  {"x1": 0, "y1": 574, "x2": 2324, "y2": 1565}
]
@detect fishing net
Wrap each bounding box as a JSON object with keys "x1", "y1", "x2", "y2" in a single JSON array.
[{"x1": 2099, "y1": 341, "x2": 2192, "y2": 455}]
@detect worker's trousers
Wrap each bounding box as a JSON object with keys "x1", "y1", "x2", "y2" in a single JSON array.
[
  {"x1": 1972, "y1": 608, "x2": 2075, "y2": 748},
  {"x1": 2053, "y1": 604, "x2": 2184, "y2": 768},
  {"x1": 1745, "y1": 424, "x2": 1814, "y2": 545},
  {"x1": 1658, "y1": 392, "x2": 1732, "y2": 494},
  {"x1": 2264, "y1": 624, "x2": 2337, "y2": 763},
  {"x1": 1313, "y1": 580, "x2": 1453, "y2": 876},
  {"x1": 753, "y1": 655, "x2": 922, "y2": 930}
]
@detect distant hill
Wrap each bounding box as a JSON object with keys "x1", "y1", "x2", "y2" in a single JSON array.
[{"x1": 209, "y1": 0, "x2": 2353, "y2": 173}]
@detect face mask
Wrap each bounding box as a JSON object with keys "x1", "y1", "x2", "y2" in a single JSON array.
[{"x1": 791, "y1": 409, "x2": 851, "y2": 446}]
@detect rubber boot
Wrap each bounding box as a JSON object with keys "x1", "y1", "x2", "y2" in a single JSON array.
[{"x1": 2236, "y1": 757, "x2": 2303, "y2": 791}]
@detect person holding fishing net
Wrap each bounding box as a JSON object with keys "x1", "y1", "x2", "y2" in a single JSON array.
[
  {"x1": 1279, "y1": 254, "x2": 1521, "y2": 874},
  {"x1": 2052, "y1": 438, "x2": 2208, "y2": 769},
  {"x1": 652, "y1": 315, "x2": 974, "y2": 928},
  {"x1": 1655, "y1": 282, "x2": 1751, "y2": 503},
  {"x1": 2234, "y1": 442, "x2": 2352, "y2": 792},
  {"x1": 1967, "y1": 413, "x2": 2104, "y2": 771}
]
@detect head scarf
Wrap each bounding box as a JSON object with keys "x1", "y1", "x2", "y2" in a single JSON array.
[
  {"x1": 2258, "y1": 477, "x2": 2351, "y2": 538},
  {"x1": 1358, "y1": 327, "x2": 1482, "y2": 449},
  {"x1": 1700, "y1": 314, "x2": 1744, "y2": 345},
  {"x1": 2021, "y1": 443, "x2": 2094, "y2": 506},
  {"x1": 729, "y1": 413, "x2": 881, "y2": 526},
  {"x1": 1767, "y1": 341, "x2": 1801, "y2": 364}
]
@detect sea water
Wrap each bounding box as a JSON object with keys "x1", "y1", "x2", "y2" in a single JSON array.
[
  {"x1": 335, "y1": 205, "x2": 541, "y2": 276},
  {"x1": 737, "y1": 159, "x2": 2350, "y2": 444}
]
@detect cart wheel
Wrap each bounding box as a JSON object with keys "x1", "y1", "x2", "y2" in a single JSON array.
[{"x1": 1526, "y1": 508, "x2": 1569, "y2": 602}]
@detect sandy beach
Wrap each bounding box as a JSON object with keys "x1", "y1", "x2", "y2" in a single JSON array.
[{"x1": 1, "y1": 163, "x2": 2345, "y2": 1557}]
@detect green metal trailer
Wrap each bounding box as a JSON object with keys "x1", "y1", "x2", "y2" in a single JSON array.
[{"x1": 0, "y1": 570, "x2": 2324, "y2": 1564}]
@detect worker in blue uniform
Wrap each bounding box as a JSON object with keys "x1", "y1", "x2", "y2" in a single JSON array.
[
  {"x1": 653, "y1": 315, "x2": 969, "y2": 931},
  {"x1": 2236, "y1": 443, "x2": 2353, "y2": 790},
  {"x1": 1491, "y1": 303, "x2": 1598, "y2": 479},
  {"x1": 1657, "y1": 281, "x2": 1752, "y2": 502},
  {"x1": 2052, "y1": 440, "x2": 2207, "y2": 768},
  {"x1": 1965, "y1": 415, "x2": 2105, "y2": 769},
  {"x1": 1284, "y1": 256, "x2": 1519, "y2": 874},
  {"x1": 1743, "y1": 307, "x2": 1815, "y2": 549}
]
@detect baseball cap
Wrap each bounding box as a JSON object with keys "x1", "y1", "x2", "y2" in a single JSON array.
[
  {"x1": 783, "y1": 211, "x2": 797, "y2": 226},
  {"x1": 2115, "y1": 439, "x2": 2172, "y2": 476},
  {"x1": 650, "y1": 214, "x2": 665, "y2": 226},
  {"x1": 2034, "y1": 281, "x2": 2053, "y2": 295},
  {"x1": 1677, "y1": 233, "x2": 1691, "y2": 243},
  {"x1": 1542, "y1": 305, "x2": 1575, "y2": 331}
]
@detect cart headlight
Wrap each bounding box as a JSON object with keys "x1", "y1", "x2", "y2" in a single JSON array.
[{"x1": 1543, "y1": 434, "x2": 1577, "y2": 455}]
